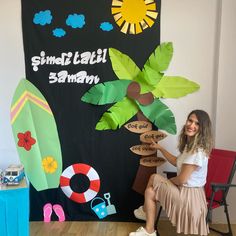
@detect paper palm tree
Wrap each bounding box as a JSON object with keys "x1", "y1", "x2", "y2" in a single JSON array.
[{"x1": 81, "y1": 42, "x2": 199, "y2": 134}]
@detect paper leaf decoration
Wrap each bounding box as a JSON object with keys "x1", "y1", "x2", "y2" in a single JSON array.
[
  {"x1": 109, "y1": 47, "x2": 141, "y2": 80},
  {"x1": 133, "y1": 72, "x2": 155, "y2": 93},
  {"x1": 137, "y1": 99, "x2": 176, "y2": 134},
  {"x1": 140, "y1": 130, "x2": 167, "y2": 143},
  {"x1": 130, "y1": 144, "x2": 156, "y2": 156},
  {"x1": 81, "y1": 42, "x2": 200, "y2": 132},
  {"x1": 140, "y1": 156, "x2": 166, "y2": 167},
  {"x1": 11, "y1": 79, "x2": 62, "y2": 191},
  {"x1": 142, "y1": 64, "x2": 163, "y2": 86},
  {"x1": 145, "y1": 42, "x2": 173, "y2": 72},
  {"x1": 124, "y1": 121, "x2": 152, "y2": 134},
  {"x1": 152, "y1": 76, "x2": 200, "y2": 98},
  {"x1": 96, "y1": 97, "x2": 139, "y2": 130},
  {"x1": 81, "y1": 80, "x2": 132, "y2": 105}
]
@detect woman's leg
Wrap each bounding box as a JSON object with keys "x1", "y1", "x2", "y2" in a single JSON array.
[
  {"x1": 143, "y1": 173, "x2": 156, "y2": 212},
  {"x1": 143, "y1": 174, "x2": 157, "y2": 233}
]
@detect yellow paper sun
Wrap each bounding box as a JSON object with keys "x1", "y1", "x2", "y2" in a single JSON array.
[{"x1": 111, "y1": 0, "x2": 158, "y2": 34}]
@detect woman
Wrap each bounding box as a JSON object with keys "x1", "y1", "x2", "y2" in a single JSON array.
[{"x1": 129, "y1": 110, "x2": 213, "y2": 236}]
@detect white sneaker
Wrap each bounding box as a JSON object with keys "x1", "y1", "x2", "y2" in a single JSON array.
[
  {"x1": 134, "y1": 206, "x2": 146, "y2": 221},
  {"x1": 129, "y1": 226, "x2": 156, "y2": 236}
]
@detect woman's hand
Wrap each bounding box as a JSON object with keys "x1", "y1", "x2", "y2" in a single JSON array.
[
  {"x1": 150, "y1": 139, "x2": 162, "y2": 150},
  {"x1": 150, "y1": 139, "x2": 177, "y2": 167}
]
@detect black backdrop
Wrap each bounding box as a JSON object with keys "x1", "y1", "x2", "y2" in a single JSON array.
[{"x1": 21, "y1": 0, "x2": 161, "y2": 221}]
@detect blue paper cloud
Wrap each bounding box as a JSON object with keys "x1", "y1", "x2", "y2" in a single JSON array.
[
  {"x1": 33, "y1": 10, "x2": 52, "y2": 26},
  {"x1": 53, "y1": 28, "x2": 66, "y2": 38},
  {"x1": 66, "y1": 14, "x2": 85, "y2": 29},
  {"x1": 100, "y1": 22, "x2": 113, "y2": 32}
]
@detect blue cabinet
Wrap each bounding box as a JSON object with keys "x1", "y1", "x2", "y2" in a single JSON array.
[{"x1": 0, "y1": 179, "x2": 29, "y2": 236}]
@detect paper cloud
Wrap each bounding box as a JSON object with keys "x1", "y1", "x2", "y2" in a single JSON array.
[
  {"x1": 53, "y1": 28, "x2": 66, "y2": 38},
  {"x1": 66, "y1": 14, "x2": 85, "y2": 29},
  {"x1": 33, "y1": 10, "x2": 53, "y2": 26},
  {"x1": 100, "y1": 22, "x2": 113, "y2": 32}
]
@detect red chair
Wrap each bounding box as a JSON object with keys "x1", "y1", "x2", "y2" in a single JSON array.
[{"x1": 155, "y1": 148, "x2": 236, "y2": 236}]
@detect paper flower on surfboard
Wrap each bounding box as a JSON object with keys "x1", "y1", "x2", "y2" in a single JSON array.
[
  {"x1": 81, "y1": 42, "x2": 200, "y2": 134},
  {"x1": 11, "y1": 79, "x2": 62, "y2": 191}
]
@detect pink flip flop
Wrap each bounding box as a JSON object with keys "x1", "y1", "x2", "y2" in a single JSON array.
[
  {"x1": 53, "y1": 204, "x2": 65, "y2": 222},
  {"x1": 43, "y1": 203, "x2": 52, "y2": 223}
]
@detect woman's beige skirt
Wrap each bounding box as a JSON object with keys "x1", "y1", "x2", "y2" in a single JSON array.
[{"x1": 153, "y1": 174, "x2": 209, "y2": 236}]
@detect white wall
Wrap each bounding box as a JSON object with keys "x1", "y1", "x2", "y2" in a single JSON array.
[
  {"x1": 0, "y1": 0, "x2": 235, "y2": 223},
  {"x1": 160, "y1": 0, "x2": 218, "y2": 167},
  {"x1": 160, "y1": 0, "x2": 236, "y2": 224},
  {"x1": 214, "y1": 0, "x2": 236, "y2": 223},
  {"x1": 0, "y1": 1, "x2": 24, "y2": 169}
]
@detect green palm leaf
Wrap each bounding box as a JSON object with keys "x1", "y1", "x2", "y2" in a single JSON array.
[
  {"x1": 109, "y1": 48, "x2": 141, "y2": 80},
  {"x1": 142, "y1": 64, "x2": 164, "y2": 86},
  {"x1": 96, "y1": 97, "x2": 139, "y2": 130},
  {"x1": 81, "y1": 80, "x2": 132, "y2": 105},
  {"x1": 145, "y1": 42, "x2": 173, "y2": 72},
  {"x1": 152, "y1": 76, "x2": 200, "y2": 98},
  {"x1": 133, "y1": 72, "x2": 155, "y2": 93},
  {"x1": 136, "y1": 99, "x2": 176, "y2": 134}
]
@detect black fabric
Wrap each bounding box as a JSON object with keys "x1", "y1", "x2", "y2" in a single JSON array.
[{"x1": 21, "y1": 0, "x2": 161, "y2": 221}]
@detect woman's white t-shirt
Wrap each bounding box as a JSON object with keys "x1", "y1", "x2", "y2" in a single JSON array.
[{"x1": 176, "y1": 149, "x2": 208, "y2": 187}]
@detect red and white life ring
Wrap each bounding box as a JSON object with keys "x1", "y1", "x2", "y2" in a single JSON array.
[{"x1": 60, "y1": 163, "x2": 100, "y2": 203}]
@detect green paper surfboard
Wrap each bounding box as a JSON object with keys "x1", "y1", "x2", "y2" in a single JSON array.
[{"x1": 11, "y1": 79, "x2": 62, "y2": 191}]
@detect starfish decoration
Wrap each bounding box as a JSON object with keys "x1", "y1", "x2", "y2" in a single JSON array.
[{"x1": 81, "y1": 42, "x2": 199, "y2": 134}]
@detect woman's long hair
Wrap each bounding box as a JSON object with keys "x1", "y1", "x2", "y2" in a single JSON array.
[{"x1": 178, "y1": 110, "x2": 213, "y2": 155}]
